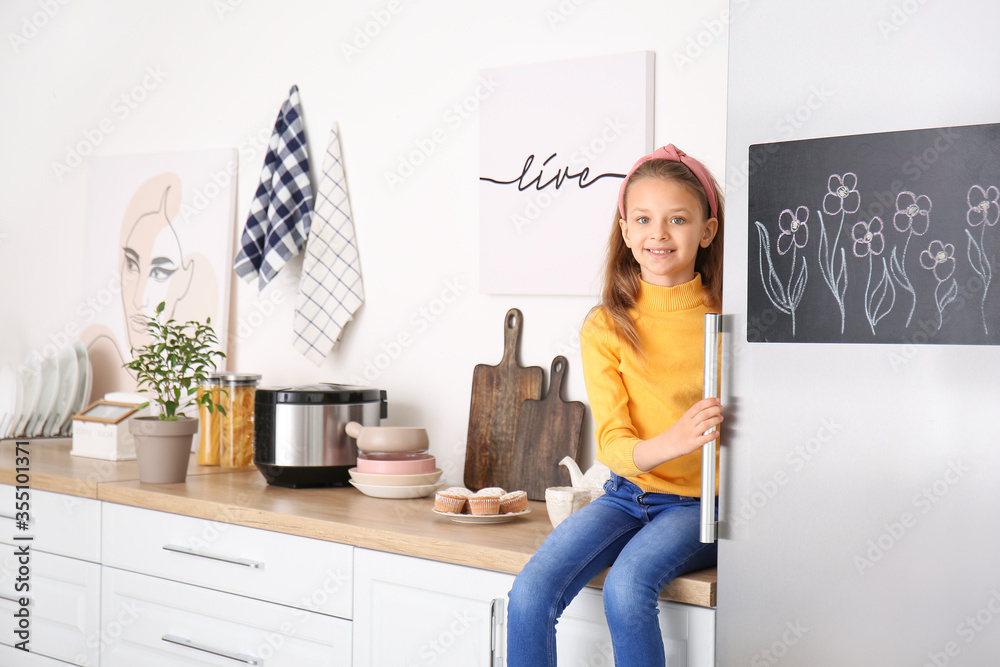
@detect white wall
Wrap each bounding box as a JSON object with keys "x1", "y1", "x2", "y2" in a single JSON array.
[{"x1": 0, "y1": 0, "x2": 728, "y2": 484}]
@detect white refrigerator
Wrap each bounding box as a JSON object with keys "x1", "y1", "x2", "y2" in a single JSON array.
[{"x1": 717, "y1": 1, "x2": 1000, "y2": 664}]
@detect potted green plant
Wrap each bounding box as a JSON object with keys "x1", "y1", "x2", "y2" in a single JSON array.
[{"x1": 124, "y1": 302, "x2": 226, "y2": 483}]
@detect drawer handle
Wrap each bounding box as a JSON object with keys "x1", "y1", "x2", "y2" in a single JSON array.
[
  {"x1": 162, "y1": 634, "x2": 261, "y2": 665},
  {"x1": 162, "y1": 545, "x2": 264, "y2": 569}
]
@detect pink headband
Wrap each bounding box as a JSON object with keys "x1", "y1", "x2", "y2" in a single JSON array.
[{"x1": 617, "y1": 144, "x2": 719, "y2": 220}]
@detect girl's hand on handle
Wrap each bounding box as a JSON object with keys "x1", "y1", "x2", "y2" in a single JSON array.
[{"x1": 632, "y1": 398, "x2": 724, "y2": 472}]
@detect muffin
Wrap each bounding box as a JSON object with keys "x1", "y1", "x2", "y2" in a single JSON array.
[
  {"x1": 499, "y1": 490, "x2": 528, "y2": 514},
  {"x1": 468, "y1": 487, "x2": 504, "y2": 515},
  {"x1": 434, "y1": 487, "x2": 473, "y2": 514}
]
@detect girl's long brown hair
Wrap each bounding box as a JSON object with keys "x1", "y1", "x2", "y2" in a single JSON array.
[{"x1": 597, "y1": 158, "x2": 725, "y2": 354}]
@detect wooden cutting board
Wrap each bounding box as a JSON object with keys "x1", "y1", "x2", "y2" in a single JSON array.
[
  {"x1": 508, "y1": 355, "x2": 585, "y2": 500},
  {"x1": 463, "y1": 308, "x2": 543, "y2": 491}
]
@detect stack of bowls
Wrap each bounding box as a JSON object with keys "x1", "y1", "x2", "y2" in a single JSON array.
[{"x1": 345, "y1": 421, "x2": 444, "y2": 499}]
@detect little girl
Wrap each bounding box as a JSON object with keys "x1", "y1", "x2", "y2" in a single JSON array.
[{"x1": 506, "y1": 144, "x2": 725, "y2": 666}]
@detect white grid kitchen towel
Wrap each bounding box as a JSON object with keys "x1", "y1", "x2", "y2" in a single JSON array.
[
  {"x1": 233, "y1": 85, "x2": 313, "y2": 290},
  {"x1": 293, "y1": 123, "x2": 364, "y2": 364}
]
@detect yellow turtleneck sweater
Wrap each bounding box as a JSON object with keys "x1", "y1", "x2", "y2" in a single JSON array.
[{"x1": 580, "y1": 274, "x2": 719, "y2": 496}]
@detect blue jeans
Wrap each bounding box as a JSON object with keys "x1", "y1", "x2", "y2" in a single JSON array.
[{"x1": 506, "y1": 473, "x2": 718, "y2": 667}]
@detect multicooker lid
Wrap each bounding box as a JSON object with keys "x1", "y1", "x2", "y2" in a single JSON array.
[{"x1": 255, "y1": 383, "x2": 385, "y2": 407}]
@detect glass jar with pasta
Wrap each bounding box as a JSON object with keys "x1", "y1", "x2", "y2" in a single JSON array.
[
  {"x1": 218, "y1": 373, "x2": 262, "y2": 469},
  {"x1": 196, "y1": 373, "x2": 223, "y2": 466}
]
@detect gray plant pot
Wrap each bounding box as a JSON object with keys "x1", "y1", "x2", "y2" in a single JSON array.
[{"x1": 129, "y1": 416, "x2": 198, "y2": 484}]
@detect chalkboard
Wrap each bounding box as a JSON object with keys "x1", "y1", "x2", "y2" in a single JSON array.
[{"x1": 748, "y1": 123, "x2": 1000, "y2": 345}]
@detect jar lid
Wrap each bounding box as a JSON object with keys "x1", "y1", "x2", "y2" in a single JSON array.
[
  {"x1": 255, "y1": 383, "x2": 385, "y2": 406},
  {"x1": 218, "y1": 372, "x2": 262, "y2": 385}
]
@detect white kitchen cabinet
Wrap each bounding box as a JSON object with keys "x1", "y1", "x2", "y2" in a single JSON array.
[
  {"x1": 352, "y1": 547, "x2": 715, "y2": 667},
  {"x1": 353, "y1": 548, "x2": 513, "y2": 667},
  {"x1": 0, "y1": 483, "x2": 102, "y2": 666},
  {"x1": 555, "y1": 586, "x2": 716, "y2": 667},
  {"x1": 0, "y1": 548, "x2": 101, "y2": 666},
  {"x1": 100, "y1": 567, "x2": 351, "y2": 666},
  {"x1": 102, "y1": 502, "x2": 353, "y2": 618}
]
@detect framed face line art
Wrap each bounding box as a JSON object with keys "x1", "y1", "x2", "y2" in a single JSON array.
[{"x1": 81, "y1": 149, "x2": 237, "y2": 400}]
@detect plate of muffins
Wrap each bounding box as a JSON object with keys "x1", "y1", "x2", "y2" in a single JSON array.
[{"x1": 432, "y1": 486, "x2": 530, "y2": 524}]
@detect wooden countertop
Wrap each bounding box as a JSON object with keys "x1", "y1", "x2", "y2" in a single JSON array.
[{"x1": 0, "y1": 439, "x2": 716, "y2": 607}]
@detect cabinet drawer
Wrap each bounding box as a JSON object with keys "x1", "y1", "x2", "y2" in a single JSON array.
[
  {"x1": 0, "y1": 549, "x2": 101, "y2": 666},
  {"x1": 0, "y1": 485, "x2": 101, "y2": 562},
  {"x1": 102, "y1": 503, "x2": 352, "y2": 618},
  {"x1": 100, "y1": 567, "x2": 350, "y2": 666}
]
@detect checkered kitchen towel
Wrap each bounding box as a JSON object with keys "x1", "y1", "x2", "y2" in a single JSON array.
[
  {"x1": 293, "y1": 123, "x2": 364, "y2": 364},
  {"x1": 233, "y1": 85, "x2": 313, "y2": 290}
]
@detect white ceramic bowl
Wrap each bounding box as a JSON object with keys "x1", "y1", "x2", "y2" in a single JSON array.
[
  {"x1": 349, "y1": 481, "x2": 444, "y2": 499},
  {"x1": 345, "y1": 421, "x2": 430, "y2": 453},
  {"x1": 348, "y1": 468, "x2": 443, "y2": 487},
  {"x1": 356, "y1": 452, "x2": 436, "y2": 474}
]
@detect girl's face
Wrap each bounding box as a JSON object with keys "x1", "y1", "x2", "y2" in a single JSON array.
[{"x1": 619, "y1": 176, "x2": 718, "y2": 288}]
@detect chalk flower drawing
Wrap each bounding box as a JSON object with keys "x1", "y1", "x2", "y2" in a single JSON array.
[
  {"x1": 920, "y1": 240, "x2": 958, "y2": 330},
  {"x1": 852, "y1": 216, "x2": 895, "y2": 334},
  {"x1": 817, "y1": 173, "x2": 858, "y2": 333},
  {"x1": 777, "y1": 206, "x2": 809, "y2": 254},
  {"x1": 755, "y1": 207, "x2": 809, "y2": 335},
  {"x1": 889, "y1": 191, "x2": 931, "y2": 327},
  {"x1": 823, "y1": 173, "x2": 861, "y2": 216},
  {"x1": 964, "y1": 184, "x2": 998, "y2": 334}
]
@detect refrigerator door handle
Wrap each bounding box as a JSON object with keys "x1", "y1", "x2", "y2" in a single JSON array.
[{"x1": 700, "y1": 313, "x2": 722, "y2": 544}]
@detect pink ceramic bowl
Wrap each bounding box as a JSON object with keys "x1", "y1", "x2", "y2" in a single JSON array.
[{"x1": 356, "y1": 452, "x2": 436, "y2": 475}]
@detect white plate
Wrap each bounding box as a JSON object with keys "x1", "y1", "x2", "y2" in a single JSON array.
[
  {"x1": 62, "y1": 340, "x2": 91, "y2": 435},
  {"x1": 349, "y1": 481, "x2": 444, "y2": 499},
  {"x1": 15, "y1": 360, "x2": 41, "y2": 437},
  {"x1": 27, "y1": 355, "x2": 58, "y2": 437},
  {"x1": 348, "y1": 467, "x2": 443, "y2": 487},
  {"x1": 432, "y1": 508, "x2": 531, "y2": 524},
  {"x1": 0, "y1": 362, "x2": 19, "y2": 438},
  {"x1": 45, "y1": 344, "x2": 79, "y2": 436}
]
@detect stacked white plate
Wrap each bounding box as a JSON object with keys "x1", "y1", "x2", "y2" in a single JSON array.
[
  {"x1": 345, "y1": 423, "x2": 444, "y2": 499},
  {"x1": 0, "y1": 340, "x2": 92, "y2": 440}
]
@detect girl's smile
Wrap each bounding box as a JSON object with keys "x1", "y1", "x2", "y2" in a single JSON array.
[{"x1": 619, "y1": 178, "x2": 718, "y2": 287}]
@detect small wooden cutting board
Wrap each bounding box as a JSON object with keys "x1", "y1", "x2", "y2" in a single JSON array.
[
  {"x1": 508, "y1": 355, "x2": 585, "y2": 500},
  {"x1": 463, "y1": 309, "x2": 544, "y2": 491}
]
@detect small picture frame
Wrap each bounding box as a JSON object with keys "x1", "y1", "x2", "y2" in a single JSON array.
[{"x1": 73, "y1": 400, "x2": 141, "y2": 425}]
